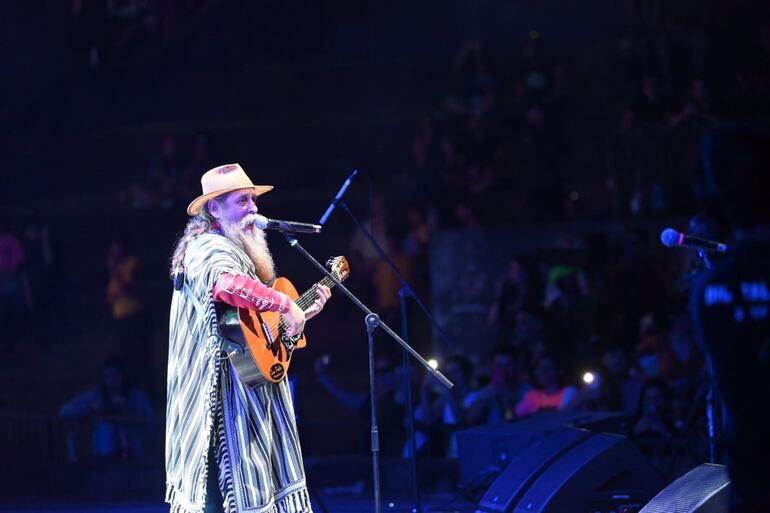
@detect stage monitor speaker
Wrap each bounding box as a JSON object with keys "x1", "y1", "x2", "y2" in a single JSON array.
[
  {"x1": 456, "y1": 411, "x2": 627, "y2": 486},
  {"x1": 476, "y1": 427, "x2": 590, "y2": 512},
  {"x1": 476, "y1": 431, "x2": 664, "y2": 513},
  {"x1": 639, "y1": 463, "x2": 729, "y2": 513}
]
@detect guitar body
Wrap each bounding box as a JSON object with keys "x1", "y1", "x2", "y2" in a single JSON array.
[
  {"x1": 217, "y1": 256, "x2": 350, "y2": 388},
  {"x1": 218, "y1": 277, "x2": 305, "y2": 388}
]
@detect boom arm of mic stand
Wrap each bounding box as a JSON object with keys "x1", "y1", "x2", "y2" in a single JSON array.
[
  {"x1": 281, "y1": 233, "x2": 453, "y2": 389},
  {"x1": 337, "y1": 200, "x2": 457, "y2": 353}
]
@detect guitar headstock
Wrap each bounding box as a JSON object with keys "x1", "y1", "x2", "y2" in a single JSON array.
[{"x1": 326, "y1": 256, "x2": 350, "y2": 283}]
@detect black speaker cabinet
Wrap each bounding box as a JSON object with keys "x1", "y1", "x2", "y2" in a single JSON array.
[
  {"x1": 476, "y1": 430, "x2": 664, "y2": 513},
  {"x1": 639, "y1": 463, "x2": 729, "y2": 513},
  {"x1": 457, "y1": 411, "x2": 627, "y2": 486},
  {"x1": 476, "y1": 427, "x2": 589, "y2": 512}
]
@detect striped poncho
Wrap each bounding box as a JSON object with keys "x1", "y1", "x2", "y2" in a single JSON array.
[{"x1": 165, "y1": 232, "x2": 312, "y2": 513}]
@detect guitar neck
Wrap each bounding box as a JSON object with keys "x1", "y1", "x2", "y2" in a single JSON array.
[{"x1": 295, "y1": 275, "x2": 338, "y2": 308}]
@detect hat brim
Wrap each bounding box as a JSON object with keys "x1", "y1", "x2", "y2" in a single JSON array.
[{"x1": 186, "y1": 185, "x2": 274, "y2": 216}]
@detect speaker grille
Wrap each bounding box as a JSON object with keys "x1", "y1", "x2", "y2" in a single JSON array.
[{"x1": 640, "y1": 464, "x2": 730, "y2": 513}]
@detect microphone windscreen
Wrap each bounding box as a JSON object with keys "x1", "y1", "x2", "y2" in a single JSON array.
[
  {"x1": 660, "y1": 228, "x2": 680, "y2": 247},
  {"x1": 254, "y1": 214, "x2": 269, "y2": 230}
]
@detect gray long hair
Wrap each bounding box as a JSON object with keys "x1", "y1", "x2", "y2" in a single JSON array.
[{"x1": 169, "y1": 206, "x2": 215, "y2": 277}]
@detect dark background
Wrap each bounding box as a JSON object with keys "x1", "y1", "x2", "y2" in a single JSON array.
[{"x1": 1, "y1": 0, "x2": 768, "y2": 506}]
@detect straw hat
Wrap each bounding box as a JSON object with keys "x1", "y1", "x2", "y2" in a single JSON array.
[{"x1": 186, "y1": 163, "x2": 273, "y2": 215}]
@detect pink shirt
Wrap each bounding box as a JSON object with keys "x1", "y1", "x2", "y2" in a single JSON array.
[
  {"x1": 212, "y1": 272, "x2": 291, "y2": 314},
  {"x1": 515, "y1": 386, "x2": 578, "y2": 417},
  {"x1": 0, "y1": 234, "x2": 24, "y2": 274}
]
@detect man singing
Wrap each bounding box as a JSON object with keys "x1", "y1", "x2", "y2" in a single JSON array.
[{"x1": 165, "y1": 163, "x2": 330, "y2": 513}]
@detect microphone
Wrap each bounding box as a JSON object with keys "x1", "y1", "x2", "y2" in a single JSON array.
[
  {"x1": 660, "y1": 227, "x2": 728, "y2": 253},
  {"x1": 254, "y1": 214, "x2": 322, "y2": 234},
  {"x1": 319, "y1": 169, "x2": 359, "y2": 225}
]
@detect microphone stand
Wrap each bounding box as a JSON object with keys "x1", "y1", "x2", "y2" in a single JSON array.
[
  {"x1": 281, "y1": 233, "x2": 453, "y2": 513},
  {"x1": 698, "y1": 254, "x2": 721, "y2": 464},
  {"x1": 400, "y1": 288, "x2": 420, "y2": 513},
  {"x1": 338, "y1": 200, "x2": 458, "y2": 513},
  {"x1": 668, "y1": 237, "x2": 723, "y2": 466},
  {"x1": 706, "y1": 361, "x2": 720, "y2": 464},
  {"x1": 666, "y1": 363, "x2": 722, "y2": 479}
]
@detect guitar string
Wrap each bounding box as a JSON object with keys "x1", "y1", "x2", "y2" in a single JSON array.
[
  {"x1": 233, "y1": 262, "x2": 343, "y2": 333},
  {"x1": 264, "y1": 275, "x2": 338, "y2": 336},
  {"x1": 267, "y1": 276, "x2": 334, "y2": 336}
]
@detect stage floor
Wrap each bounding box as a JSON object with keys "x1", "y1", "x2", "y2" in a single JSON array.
[{"x1": 0, "y1": 493, "x2": 476, "y2": 513}]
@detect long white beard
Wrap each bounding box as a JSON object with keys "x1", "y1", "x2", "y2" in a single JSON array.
[{"x1": 220, "y1": 214, "x2": 277, "y2": 283}]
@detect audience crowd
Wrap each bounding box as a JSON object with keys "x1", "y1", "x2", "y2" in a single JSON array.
[
  {"x1": 3, "y1": 2, "x2": 769, "y2": 482},
  {"x1": 69, "y1": 0, "x2": 216, "y2": 68},
  {"x1": 410, "y1": 10, "x2": 770, "y2": 226}
]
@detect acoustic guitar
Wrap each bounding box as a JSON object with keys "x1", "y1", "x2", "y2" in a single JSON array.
[{"x1": 217, "y1": 256, "x2": 350, "y2": 387}]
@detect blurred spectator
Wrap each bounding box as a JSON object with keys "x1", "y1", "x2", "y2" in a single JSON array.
[
  {"x1": 731, "y1": 23, "x2": 770, "y2": 120},
  {"x1": 125, "y1": 133, "x2": 180, "y2": 209},
  {"x1": 449, "y1": 41, "x2": 498, "y2": 118},
  {"x1": 605, "y1": 227, "x2": 669, "y2": 352},
  {"x1": 106, "y1": 236, "x2": 153, "y2": 395},
  {"x1": 412, "y1": 116, "x2": 445, "y2": 196},
  {"x1": 668, "y1": 315, "x2": 702, "y2": 371},
  {"x1": 182, "y1": 132, "x2": 217, "y2": 190},
  {"x1": 515, "y1": 39, "x2": 553, "y2": 106},
  {"x1": 21, "y1": 218, "x2": 58, "y2": 348},
  {"x1": 470, "y1": 345, "x2": 532, "y2": 423},
  {"x1": 397, "y1": 203, "x2": 434, "y2": 346},
  {"x1": 452, "y1": 198, "x2": 481, "y2": 228},
  {"x1": 314, "y1": 354, "x2": 408, "y2": 458},
  {"x1": 414, "y1": 354, "x2": 479, "y2": 457},
  {"x1": 626, "y1": 0, "x2": 666, "y2": 29},
  {"x1": 668, "y1": 77, "x2": 719, "y2": 129},
  {"x1": 400, "y1": 203, "x2": 433, "y2": 276},
  {"x1": 105, "y1": 0, "x2": 155, "y2": 62},
  {"x1": 606, "y1": 108, "x2": 646, "y2": 216},
  {"x1": 511, "y1": 310, "x2": 547, "y2": 361},
  {"x1": 59, "y1": 357, "x2": 154, "y2": 461},
  {"x1": 514, "y1": 353, "x2": 579, "y2": 417},
  {"x1": 0, "y1": 222, "x2": 30, "y2": 356},
  {"x1": 70, "y1": 0, "x2": 158, "y2": 68},
  {"x1": 70, "y1": 0, "x2": 109, "y2": 68},
  {"x1": 348, "y1": 196, "x2": 417, "y2": 325},
  {"x1": 631, "y1": 378, "x2": 676, "y2": 472},
  {"x1": 173, "y1": 132, "x2": 218, "y2": 208},
  {"x1": 349, "y1": 195, "x2": 392, "y2": 275},
  {"x1": 69, "y1": 0, "x2": 215, "y2": 67},
  {"x1": 350, "y1": 197, "x2": 416, "y2": 324},
  {"x1": 371, "y1": 242, "x2": 415, "y2": 326},
  {"x1": 454, "y1": 115, "x2": 502, "y2": 177},
  {"x1": 634, "y1": 313, "x2": 667, "y2": 379},
  {"x1": 543, "y1": 264, "x2": 590, "y2": 368},
  {"x1": 634, "y1": 75, "x2": 670, "y2": 126},
  {"x1": 487, "y1": 256, "x2": 545, "y2": 352},
  {"x1": 634, "y1": 312, "x2": 702, "y2": 384},
  {"x1": 598, "y1": 344, "x2": 645, "y2": 414},
  {"x1": 516, "y1": 104, "x2": 563, "y2": 222}
]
